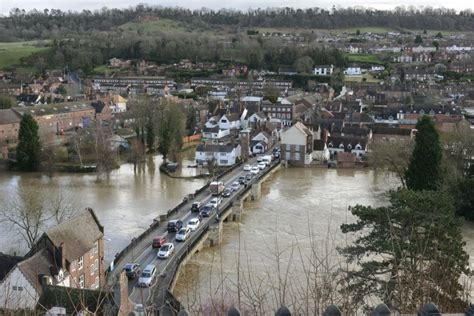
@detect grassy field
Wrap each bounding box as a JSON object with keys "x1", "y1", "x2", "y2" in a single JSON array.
[
  {"x1": 0, "y1": 41, "x2": 49, "y2": 70},
  {"x1": 346, "y1": 53, "x2": 384, "y2": 65}
]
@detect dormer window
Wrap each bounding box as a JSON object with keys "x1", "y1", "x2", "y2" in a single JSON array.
[
  {"x1": 347, "y1": 144, "x2": 352, "y2": 150},
  {"x1": 355, "y1": 144, "x2": 362, "y2": 150},
  {"x1": 419, "y1": 109, "x2": 425, "y2": 115},
  {"x1": 339, "y1": 143, "x2": 344, "y2": 149}
]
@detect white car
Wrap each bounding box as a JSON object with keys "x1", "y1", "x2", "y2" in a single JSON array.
[
  {"x1": 187, "y1": 218, "x2": 201, "y2": 231},
  {"x1": 258, "y1": 162, "x2": 266, "y2": 170},
  {"x1": 157, "y1": 243, "x2": 174, "y2": 259},
  {"x1": 138, "y1": 264, "x2": 156, "y2": 287},
  {"x1": 243, "y1": 164, "x2": 252, "y2": 171},
  {"x1": 175, "y1": 227, "x2": 191, "y2": 241},
  {"x1": 210, "y1": 197, "x2": 222, "y2": 208},
  {"x1": 230, "y1": 181, "x2": 240, "y2": 191},
  {"x1": 250, "y1": 166, "x2": 260, "y2": 175}
]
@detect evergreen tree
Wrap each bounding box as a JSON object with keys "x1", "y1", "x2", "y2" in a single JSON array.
[
  {"x1": 145, "y1": 118, "x2": 155, "y2": 152},
  {"x1": 16, "y1": 114, "x2": 41, "y2": 171},
  {"x1": 340, "y1": 189, "x2": 469, "y2": 312},
  {"x1": 414, "y1": 34, "x2": 423, "y2": 44},
  {"x1": 405, "y1": 116, "x2": 442, "y2": 190}
]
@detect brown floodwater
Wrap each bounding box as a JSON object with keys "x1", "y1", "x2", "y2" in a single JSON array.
[
  {"x1": 0, "y1": 152, "x2": 206, "y2": 262},
  {"x1": 172, "y1": 167, "x2": 474, "y2": 314}
]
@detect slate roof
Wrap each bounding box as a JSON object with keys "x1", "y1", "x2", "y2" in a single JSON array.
[
  {"x1": 327, "y1": 136, "x2": 368, "y2": 150},
  {"x1": 13, "y1": 102, "x2": 94, "y2": 118},
  {"x1": 196, "y1": 144, "x2": 236, "y2": 153},
  {"x1": 342, "y1": 126, "x2": 371, "y2": 136},
  {"x1": 0, "y1": 253, "x2": 24, "y2": 282},
  {"x1": 293, "y1": 122, "x2": 313, "y2": 136},
  {"x1": 46, "y1": 208, "x2": 104, "y2": 263},
  {"x1": 373, "y1": 126, "x2": 412, "y2": 136},
  {"x1": 0, "y1": 109, "x2": 21, "y2": 125},
  {"x1": 313, "y1": 139, "x2": 327, "y2": 151}
]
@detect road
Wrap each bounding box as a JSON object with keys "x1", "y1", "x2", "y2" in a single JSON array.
[{"x1": 109, "y1": 149, "x2": 278, "y2": 307}]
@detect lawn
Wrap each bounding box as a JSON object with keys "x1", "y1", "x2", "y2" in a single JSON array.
[
  {"x1": 346, "y1": 53, "x2": 384, "y2": 65},
  {"x1": 0, "y1": 41, "x2": 49, "y2": 69}
]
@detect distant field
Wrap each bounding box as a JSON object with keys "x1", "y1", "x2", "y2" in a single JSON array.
[
  {"x1": 346, "y1": 53, "x2": 384, "y2": 65},
  {"x1": 0, "y1": 41, "x2": 49, "y2": 69}
]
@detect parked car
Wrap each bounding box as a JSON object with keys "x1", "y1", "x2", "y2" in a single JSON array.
[
  {"x1": 250, "y1": 166, "x2": 260, "y2": 175},
  {"x1": 123, "y1": 263, "x2": 140, "y2": 279},
  {"x1": 258, "y1": 162, "x2": 266, "y2": 170},
  {"x1": 191, "y1": 201, "x2": 202, "y2": 213},
  {"x1": 138, "y1": 265, "x2": 156, "y2": 287},
  {"x1": 187, "y1": 218, "x2": 201, "y2": 231},
  {"x1": 222, "y1": 188, "x2": 233, "y2": 197},
  {"x1": 152, "y1": 235, "x2": 167, "y2": 249},
  {"x1": 157, "y1": 243, "x2": 174, "y2": 259},
  {"x1": 230, "y1": 181, "x2": 240, "y2": 191},
  {"x1": 167, "y1": 220, "x2": 183, "y2": 233},
  {"x1": 243, "y1": 164, "x2": 252, "y2": 171},
  {"x1": 257, "y1": 156, "x2": 263, "y2": 163},
  {"x1": 175, "y1": 227, "x2": 191, "y2": 241},
  {"x1": 210, "y1": 197, "x2": 222, "y2": 208},
  {"x1": 238, "y1": 176, "x2": 246, "y2": 185},
  {"x1": 200, "y1": 204, "x2": 215, "y2": 217}
]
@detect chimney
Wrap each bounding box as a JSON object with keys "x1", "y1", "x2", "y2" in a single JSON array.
[{"x1": 59, "y1": 242, "x2": 67, "y2": 271}]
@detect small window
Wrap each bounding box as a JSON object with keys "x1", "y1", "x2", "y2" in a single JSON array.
[
  {"x1": 79, "y1": 274, "x2": 85, "y2": 289},
  {"x1": 78, "y1": 256, "x2": 84, "y2": 270}
]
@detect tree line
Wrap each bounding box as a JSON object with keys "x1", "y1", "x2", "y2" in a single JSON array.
[{"x1": 1, "y1": 5, "x2": 473, "y2": 41}]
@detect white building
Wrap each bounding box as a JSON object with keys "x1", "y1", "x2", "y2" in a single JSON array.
[
  {"x1": 218, "y1": 114, "x2": 241, "y2": 130},
  {"x1": 110, "y1": 95, "x2": 127, "y2": 113},
  {"x1": 195, "y1": 144, "x2": 241, "y2": 166},
  {"x1": 314, "y1": 65, "x2": 334, "y2": 76},
  {"x1": 251, "y1": 131, "x2": 271, "y2": 154},
  {"x1": 202, "y1": 126, "x2": 230, "y2": 143},
  {"x1": 344, "y1": 67, "x2": 362, "y2": 76}
]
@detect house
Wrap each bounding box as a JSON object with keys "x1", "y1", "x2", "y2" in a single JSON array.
[
  {"x1": 261, "y1": 99, "x2": 293, "y2": 127},
  {"x1": 202, "y1": 126, "x2": 230, "y2": 144},
  {"x1": 30, "y1": 208, "x2": 105, "y2": 290},
  {"x1": 109, "y1": 95, "x2": 127, "y2": 113},
  {"x1": 248, "y1": 112, "x2": 267, "y2": 127},
  {"x1": 240, "y1": 96, "x2": 262, "y2": 115},
  {"x1": 344, "y1": 67, "x2": 362, "y2": 76},
  {"x1": 109, "y1": 58, "x2": 131, "y2": 68},
  {"x1": 372, "y1": 126, "x2": 414, "y2": 142},
  {"x1": 314, "y1": 65, "x2": 334, "y2": 76},
  {"x1": 280, "y1": 122, "x2": 314, "y2": 165},
  {"x1": 251, "y1": 131, "x2": 271, "y2": 154},
  {"x1": 195, "y1": 144, "x2": 241, "y2": 166},
  {"x1": 218, "y1": 113, "x2": 241, "y2": 130},
  {"x1": 313, "y1": 139, "x2": 330, "y2": 161},
  {"x1": 0, "y1": 109, "x2": 22, "y2": 143},
  {"x1": 327, "y1": 136, "x2": 368, "y2": 159},
  {"x1": 91, "y1": 101, "x2": 113, "y2": 122}
]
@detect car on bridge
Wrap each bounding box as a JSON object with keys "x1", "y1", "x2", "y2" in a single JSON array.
[
  {"x1": 152, "y1": 235, "x2": 167, "y2": 249},
  {"x1": 210, "y1": 197, "x2": 222, "y2": 208},
  {"x1": 157, "y1": 243, "x2": 175, "y2": 259},
  {"x1": 238, "y1": 176, "x2": 246, "y2": 185},
  {"x1": 123, "y1": 263, "x2": 140, "y2": 279},
  {"x1": 222, "y1": 188, "x2": 233, "y2": 198},
  {"x1": 138, "y1": 264, "x2": 156, "y2": 287},
  {"x1": 251, "y1": 166, "x2": 260, "y2": 175},
  {"x1": 167, "y1": 219, "x2": 183, "y2": 233},
  {"x1": 243, "y1": 164, "x2": 252, "y2": 171},
  {"x1": 191, "y1": 201, "x2": 202, "y2": 213},
  {"x1": 200, "y1": 204, "x2": 216, "y2": 217},
  {"x1": 230, "y1": 181, "x2": 240, "y2": 191},
  {"x1": 258, "y1": 162, "x2": 267, "y2": 170},
  {"x1": 246, "y1": 173, "x2": 253, "y2": 181},
  {"x1": 176, "y1": 227, "x2": 191, "y2": 241},
  {"x1": 187, "y1": 218, "x2": 201, "y2": 231}
]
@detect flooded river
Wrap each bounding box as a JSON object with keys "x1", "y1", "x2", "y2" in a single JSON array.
[{"x1": 0, "y1": 152, "x2": 206, "y2": 262}]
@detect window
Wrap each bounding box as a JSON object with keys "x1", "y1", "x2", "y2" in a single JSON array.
[
  {"x1": 90, "y1": 262, "x2": 95, "y2": 275},
  {"x1": 94, "y1": 276, "x2": 100, "y2": 289},
  {"x1": 79, "y1": 274, "x2": 85, "y2": 289},
  {"x1": 294, "y1": 145, "x2": 300, "y2": 151},
  {"x1": 295, "y1": 152, "x2": 300, "y2": 161},
  {"x1": 12, "y1": 286, "x2": 23, "y2": 291},
  {"x1": 78, "y1": 256, "x2": 83, "y2": 270},
  {"x1": 285, "y1": 151, "x2": 290, "y2": 160},
  {"x1": 95, "y1": 259, "x2": 99, "y2": 273}
]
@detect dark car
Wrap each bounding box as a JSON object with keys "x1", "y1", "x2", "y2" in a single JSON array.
[
  {"x1": 152, "y1": 235, "x2": 167, "y2": 248},
  {"x1": 200, "y1": 204, "x2": 215, "y2": 217},
  {"x1": 167, "y1": 219, "x2": 183, "y2": 233},
  {"x1": 239, "y1": 176, "x2": 246, "y2": 185},
  {"x1": 222, "y1": 188, "x2": 232, "y2": 198},
  {"x1": 123, "y1": 263, "x2": 140, "y2": 279},
  {"x1": 245, "y1": 173, "x2": 252, "y2": 181},
  {"x1": 191, "y1": 201, "x2": 202, "y2": 213}
]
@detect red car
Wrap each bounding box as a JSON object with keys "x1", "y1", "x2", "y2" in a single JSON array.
[{"x1": 152, "y1": 236, "x2": 167, "y2": 248}]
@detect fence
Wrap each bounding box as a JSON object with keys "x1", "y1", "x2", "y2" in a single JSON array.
[{"x1": 175, "y1": 302, "x2": 473, "y2": 316}]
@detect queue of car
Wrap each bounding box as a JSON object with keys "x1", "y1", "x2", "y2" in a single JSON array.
[{"x1": 123, "y1": 148, "x2": 278, "y2": 289}]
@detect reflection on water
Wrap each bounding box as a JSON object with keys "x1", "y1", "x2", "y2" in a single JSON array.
[{"x1": 0, "y1": 152, "x2": 206, "y2": 262}]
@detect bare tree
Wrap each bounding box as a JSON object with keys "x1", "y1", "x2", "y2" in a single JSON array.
[{"x1": 0, "y1": 188, "x2": 78, "y2": 250}]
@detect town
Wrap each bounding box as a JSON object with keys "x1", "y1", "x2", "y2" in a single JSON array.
[{"x1": 0, "y1": 4, "x2": 473, "y2": 316}]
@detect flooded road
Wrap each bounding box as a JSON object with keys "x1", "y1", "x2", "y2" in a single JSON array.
[{"x1": 0, "y1": 152, "x2": 206, "y2": 262}]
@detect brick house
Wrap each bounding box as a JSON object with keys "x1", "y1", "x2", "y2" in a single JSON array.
[
  {"x1": 261, "y1": 99, "x2": 294, "y2": 127},
  {"x1": 12, "y1": 102, "x2": 95, "y2": 137},
  {"x1": 0, "y1": 109, "x2": 21, "y2": 143},
  {"x1": 280, "y1": 122, "x2": 314, "y2": 165}
]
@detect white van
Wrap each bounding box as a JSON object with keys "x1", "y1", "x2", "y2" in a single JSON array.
[{"x1": 138, "y1": 264, "x2": 156, "y2": 287}]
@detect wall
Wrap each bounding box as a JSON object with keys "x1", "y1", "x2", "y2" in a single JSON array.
[
  {"x1": 0, "y1": 267, "x2": 39, "y2": 310},
  {"x1": 69, "y1": 240, "x2": 102, "y2": 290},
  {"x1": 0, "y1": 122, "x2": 20, "y2": 143}
]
